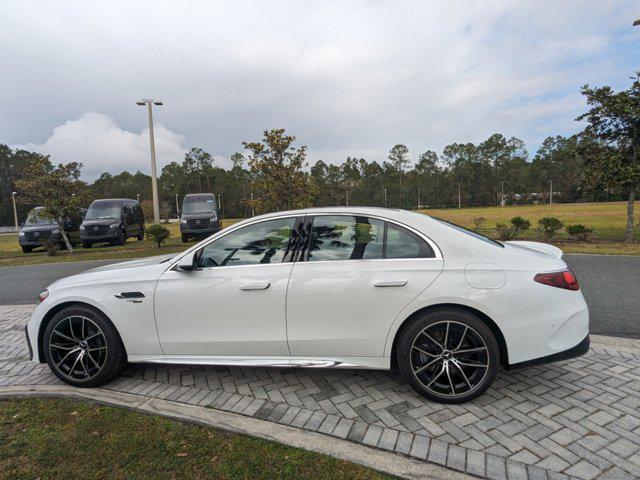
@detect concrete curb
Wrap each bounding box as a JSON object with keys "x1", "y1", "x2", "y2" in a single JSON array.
[{"x1": 0, "y1": 385, "x2": 475, "y2": 480}]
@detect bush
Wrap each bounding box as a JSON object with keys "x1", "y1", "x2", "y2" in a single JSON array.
[
  {"x1": 495, "y1": 216, "x2": 531, "y2": 241},
  {"x1": 538, "y1": 217, "x2": 564, "y2": 242},
  {"x1": 43, "y1": 238, "x2": 60, "y2": 256},
  {"x1": 145, "y1": 224, "x2": 171, "y2": 248},
  {"x1": 566, "y1": 224, "x2": 593, "y2": 242},
  {"x1": 472, "y1": 216, "x2": 486, "y2": 230}
]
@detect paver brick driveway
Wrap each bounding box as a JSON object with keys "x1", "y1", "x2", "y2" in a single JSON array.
[{"x1": 2, "y1": 305, "x2": 640, "y2": 480}]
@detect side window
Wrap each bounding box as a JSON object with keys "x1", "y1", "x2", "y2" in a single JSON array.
[
  {"x1": 307, "y1": 215, "x2": 384, "y2": 262},
  {"x1": 123, "y1": 205, "x2": 132, "y2": 218},
  {"x1": 198, "y1": 217, "x2": 296, "y2": 267},
  {"x1": 385, "y1": 223, "x2": 435, "y2": 259}
]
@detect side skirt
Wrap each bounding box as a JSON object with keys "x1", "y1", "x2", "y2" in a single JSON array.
[{"x1": 127, "y1": 355, "x2": 390, "y2": 370}]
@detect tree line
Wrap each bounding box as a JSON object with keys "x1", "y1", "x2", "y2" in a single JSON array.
[{"x1": 1, "y1": 71, "x2": 638, "y2": 241}]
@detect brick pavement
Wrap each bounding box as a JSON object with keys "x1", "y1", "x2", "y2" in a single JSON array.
[{"x1": 2, "y1": 305, "x2": 640, "y2": 480}]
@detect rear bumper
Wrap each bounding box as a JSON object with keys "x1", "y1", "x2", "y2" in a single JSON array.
[{"x1": 508, "y1": 334, "x2": 590, "y2": 369}]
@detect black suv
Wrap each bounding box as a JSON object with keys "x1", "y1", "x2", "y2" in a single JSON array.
[
  {"x1": 18, "y1": 207, "x2": 85, "y2": 253},
  {"x1": 179, "y1": 193, "x2": 221, "y2": 242},
  {"x1": 81, "y1": 199, "x2": 145, "y2": 248}
]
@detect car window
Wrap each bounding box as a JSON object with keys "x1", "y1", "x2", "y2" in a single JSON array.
[
  {"x1": 198, "y1": 217, "x2": 296, "y2": 267},
  {"x1": 385, "y1": 223, "x2": 435, "y2": 259},
  {"x1": 307, "y1": 215, "x2": 384, "y2": 262}
]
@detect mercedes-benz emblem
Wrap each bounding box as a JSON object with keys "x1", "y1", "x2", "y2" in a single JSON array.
[
  {"x1": 94, "y1": 226, "x2": 99, "y2": 231},
  {"x1": 196, "y1": 220, "x2": 201, "y2": 225},
  {"x1": 34, "y1": 232, "x2": 40, "y2": 237}
]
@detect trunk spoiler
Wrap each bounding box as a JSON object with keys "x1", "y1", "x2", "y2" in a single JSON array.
[{"x1": 505, "y1": 241, "x2": 563, "y2": 259}]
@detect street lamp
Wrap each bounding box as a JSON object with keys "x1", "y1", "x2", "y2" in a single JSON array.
[
  {"x1": 11, "y1": 192, "x2": 18, "y2": 231},
  {"x1": 136, "y1": 98, "x2": 163, "y2": 224},
  {"x1": 136, "y1": 193, "x2": 140, "y2": 203}
]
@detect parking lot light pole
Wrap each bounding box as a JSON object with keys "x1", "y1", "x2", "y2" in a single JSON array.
[
  {"x1": 11, "y1": 192, "x2": 18, "y2": 231},
  {"x1": 175, "y1": 193, "x2": 179, "y2": 217},
  {"x1": 137, "y1": 99, "x2": 163, "y2": 224}
]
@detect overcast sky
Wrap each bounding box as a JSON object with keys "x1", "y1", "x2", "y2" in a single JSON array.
[{"x1": 1, "y1": 1, "x2": 639, "y2": 179}]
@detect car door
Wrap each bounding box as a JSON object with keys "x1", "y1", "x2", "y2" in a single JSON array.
[
  {"x1": 286, "y1": 214, "x2": 444, "y2": 359},
  {"x1": 154, "y1": 216, "x2": 301, "y2": 356}
]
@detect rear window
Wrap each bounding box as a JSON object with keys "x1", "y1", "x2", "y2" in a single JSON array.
[{"x1": 431, "y1": 217, "x2": 504, "y2": 248}]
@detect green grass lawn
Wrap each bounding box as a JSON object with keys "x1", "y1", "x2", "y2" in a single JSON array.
[
  {"x1": 1, "y1": 201, "x2": 639, "y2": 267},
  {"x1": 0, "y1": 397, "x2": 392, "y2": 480},
  {"x1": 417, "y1": 201, "x2": 640, "y2": 255}
]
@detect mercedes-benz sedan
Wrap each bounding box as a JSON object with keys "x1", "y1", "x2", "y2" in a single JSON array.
[{"x1": 25, "y1": 207, "x2": 589, "y2": 403}]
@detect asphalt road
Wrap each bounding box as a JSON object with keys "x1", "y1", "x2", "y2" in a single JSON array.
[{"x1": 0, "y1": 254, "x2": 638, "y2": 338}]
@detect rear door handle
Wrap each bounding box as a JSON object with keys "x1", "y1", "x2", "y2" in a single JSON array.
[
  {"x1": 239, "y1": 282, "x2": 271, "y2": 291},
  {"x1": 374, "y1": 280, "x2": 407, "y2": 287}
]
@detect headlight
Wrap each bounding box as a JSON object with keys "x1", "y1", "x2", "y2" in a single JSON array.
[
  {"x1": 109, "y1": 223, "x2": 119, "y2": 229},
  {"x1": 38, "y1": 290, "x2": 49, "y2": 303},
  {"x1": 79, "y1": 225, "x2": 85, "y2": 230},
  {"x1": 180, "y1": 219, "x2": 187, "y2": 224},
  {"x1": 51, "y1": 229, "x2": 60, "y2": 234},
  {"x1": 209, "y1": 217, "x2": 216, "y2": 223},
  {"x1": 19, "y1": 231, "x2": 25, "y2": 236}
]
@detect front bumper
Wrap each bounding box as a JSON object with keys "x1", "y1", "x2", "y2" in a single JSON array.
[
  {"x1": 180, "y1": 221, "x2": 220, "y2": 236},
  {"x1": 80, "y1": 233, "x2": 120, "y2": 242},
  {"x1": 19, "y1": 233, "x2": 62, "y2": 247},
  {"x1": 509, "y1": 334, "x2": 590, "y2": 369}
]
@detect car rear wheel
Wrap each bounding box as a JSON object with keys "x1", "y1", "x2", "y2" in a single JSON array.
[
  {"x1": 43, "y1": 305, "x2": 127, "y2": 388},
  {"x1": 396, "y1": 308, "x2": 499, "y2": 404},
  {"x1": 137, "y1": 229, "x2": 144, "y2": 241}
]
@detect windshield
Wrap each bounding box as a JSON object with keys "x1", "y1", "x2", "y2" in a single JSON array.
[
  {"x1": 85, "y1": 202, "x2": 122, "y2": 220},
  {"x1": 431, "y1": 217, "x2": 504, "y2": 248},
  {"x1": 182, "y1": 197, "x2": 216, "y2": 214},
  {"x1": 24, "y1": 209, "x2": 56, "y2": 226}
]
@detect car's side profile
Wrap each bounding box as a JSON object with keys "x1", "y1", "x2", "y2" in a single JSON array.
[{"x1": 25, "y1": 207, "x2": 590, "y2": 403}]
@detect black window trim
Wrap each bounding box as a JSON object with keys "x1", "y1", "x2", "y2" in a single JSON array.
[
  {"x1": 297, "y1": 213, "x2": 440, "y2": 263},
  {"x1": 169, "y1": 212, "x2": 442, "y2": 272}
]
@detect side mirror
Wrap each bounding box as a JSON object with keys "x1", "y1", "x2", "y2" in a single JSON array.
[{"x1": 177, "y1": 251, "x2": 198, "y2": 271}]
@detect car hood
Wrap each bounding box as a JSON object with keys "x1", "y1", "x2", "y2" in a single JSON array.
[
  {"x1": 48, "y1": 254, "x2": 176, "y2": 289},
  {"x1": 20, "y1": 224, "x2": 59, "y2": 232}
]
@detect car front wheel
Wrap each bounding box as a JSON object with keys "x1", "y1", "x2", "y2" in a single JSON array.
[
  {"x1": 396, "y1": 308, "x2": 499, "y2": 404},
  {"x1": 43, "y1": 305, "x2": 127, "y2": 388}
]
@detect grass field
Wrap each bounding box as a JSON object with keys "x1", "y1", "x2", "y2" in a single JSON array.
[
  {"x1": 0, "y1": 397, "x2": 390, "y2": 480},
  {"x1": 0, "y1": 201, "x2": 638, "y2": 267}
]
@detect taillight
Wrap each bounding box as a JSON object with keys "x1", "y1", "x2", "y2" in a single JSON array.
[{"x1": 534, "y1": 269, "x2": 579, "y2": 291}]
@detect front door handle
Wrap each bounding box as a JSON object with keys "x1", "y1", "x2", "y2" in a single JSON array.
[
  {"x1": 239, "y1": 282, "x2": 271, "y2": 291},
  {"x1": 373, "y1": 280, "x2": 407, "y2": 287}
]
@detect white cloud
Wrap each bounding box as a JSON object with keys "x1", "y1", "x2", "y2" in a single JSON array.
[{"x1": 13, "y1": 112, "x2": 188, "y2": 179}]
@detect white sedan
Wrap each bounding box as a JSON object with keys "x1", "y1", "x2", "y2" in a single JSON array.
[{"x1": 25, "y1": 207, "x2": 590, "y2": 403}]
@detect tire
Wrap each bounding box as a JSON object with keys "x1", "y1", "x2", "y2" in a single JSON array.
[
  {"x1": 181, "y1": 234, "x2": 189, "y2": 243},
  {"x1": 82, "y1": 241, "x2": 92, "y2": 249},
  {"x1": 117, "y1": 230, "x2": 126, "y2": 246},
  {"x1": 21, "y1": 246, "x2": 33, "y2": 253},
  {"x1": 396, "y1": 307, "x2": 499, "y2": 404},
  {"x1": 137, "y1": 228, "x2": 144, "y2": 241},
  {"x1": 42, "y1": 304, "x2": 127, "y2": 388}
]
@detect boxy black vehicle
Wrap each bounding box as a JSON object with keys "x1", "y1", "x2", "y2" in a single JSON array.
[
  {"x1": 179, "y1": 193, "x2": 221, "y2": 242},
  {"x1": 80, "y1": 199, "x2": 145, "y2": 248},
  {"x1": 18, "y1": 207, "x2": 86, "y2": 253}
]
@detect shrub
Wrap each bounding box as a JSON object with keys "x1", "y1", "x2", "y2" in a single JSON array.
[
  {"x1": 566, "y1": 224, "x2": 593, "y2": 242},
  {"x1": 145, "y1": 224, "x2": 171, "y2": 248},
  {"x1": 43, "y1": 237, "x2": 60, "y2": 256},
  {"x1": 495, "y1": 216, "x2": 531, "y2": 241},
  {"x1": 538, "y1": 217, "x2": 564, "y2": 242},
  {"x1": 472, "y1": 216, "x2": 486, "y2": 230}
]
